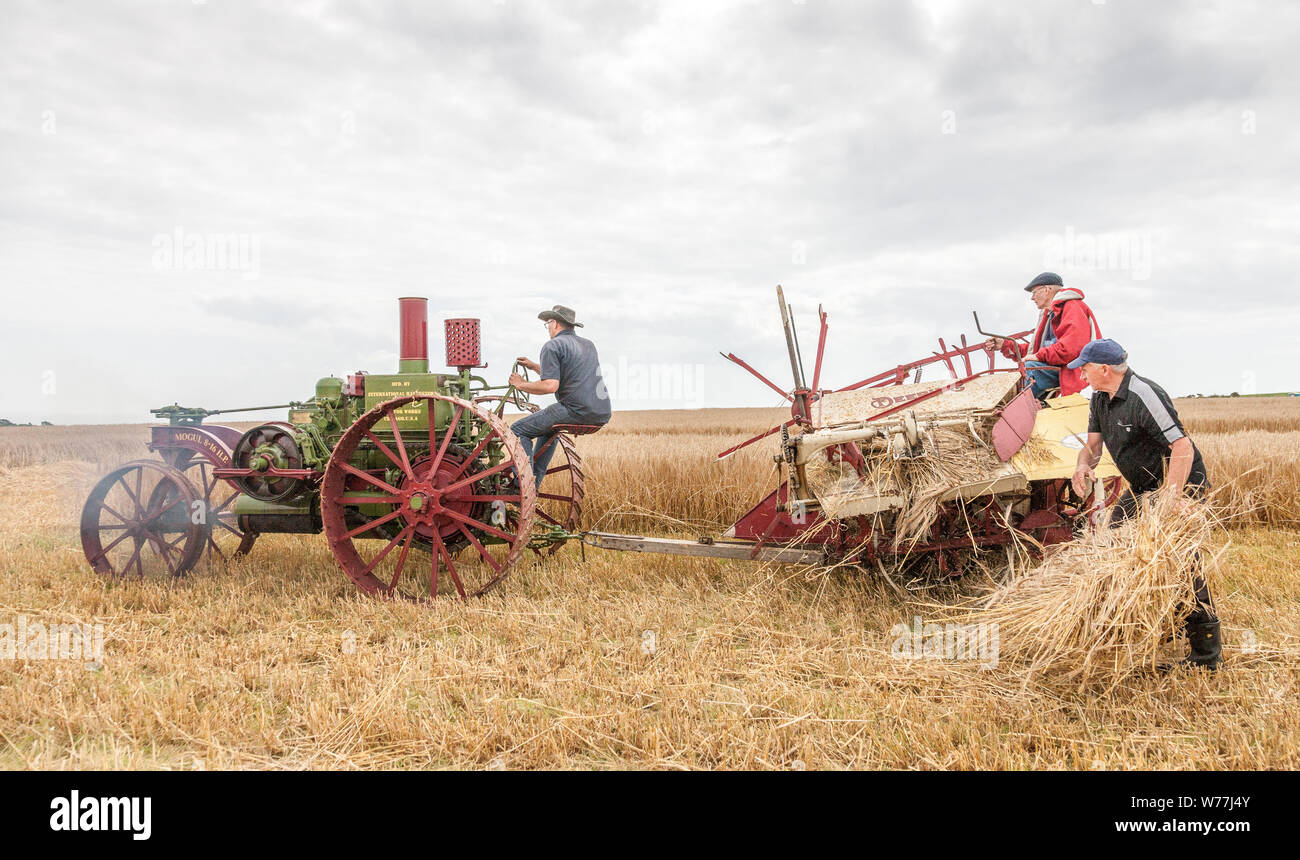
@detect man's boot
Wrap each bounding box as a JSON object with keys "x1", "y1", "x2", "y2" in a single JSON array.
[{"x1": 1182, "y1": 620, "x2": 1222, "y2": 671}]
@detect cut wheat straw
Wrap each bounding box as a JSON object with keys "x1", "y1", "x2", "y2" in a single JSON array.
[
  {"x1": 941, "y1": 495, "x2": 1226, "y2": 689},
  {"x1": 804, "y1": 417, "x2": 1020, "y2": 549}
]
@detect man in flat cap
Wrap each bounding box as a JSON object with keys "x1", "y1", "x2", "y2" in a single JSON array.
[
  {"x1": 1070, "y1": 338, "x2": 1222, "y2": 670},
  {"x1": 509, "y1": 305, "x2": 611, "y2": 488},
  {"x1": 983, "y1": 272, "x2": 1103, "y2": 401}
]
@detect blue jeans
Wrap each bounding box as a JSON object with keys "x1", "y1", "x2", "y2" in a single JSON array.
[
  {"x1": 1024, "y1": 360, "x2": 1060, "y2": 401},
  {"x1": 511, "y1": 403, "x2": 580, "y2": 488}
]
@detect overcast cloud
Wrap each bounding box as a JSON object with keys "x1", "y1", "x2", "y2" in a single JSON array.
[{"x1": 2, "y1": 0, "x2": 1297, "y2": 424}]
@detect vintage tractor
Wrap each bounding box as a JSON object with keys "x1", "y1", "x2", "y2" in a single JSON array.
[
  {"x1": 584, "y1": 287, "x2": 1125, "y2": 576},
  {"x1": 80, "y1": 298, "x2": 586, "y2": 599},
  {"x1": 82, "y1": 288, "x2": 1124, "y2": 600}
]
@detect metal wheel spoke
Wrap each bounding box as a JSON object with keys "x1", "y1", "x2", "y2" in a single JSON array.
[
  {"x1": 88, "y1": 530, "x2": 133, "y2": 563},
  {"x1": 430, "y1": 533, "x2": 440, "y2": 596},
  {"x1": 118, "y1": 474, "x2": 144, "y2": 517},
  {"x1": 440, "y1": 458, "x2": 515, "y2": 496},
  {"x1": 99, "y1": 502, "x2": 130, "y2": 524},
  {"x1": 387, "y1": 527, "x2": 417, "y2": 592},
  {"x1": 546, "y1": 463, "x2": 572, "y2": 476},
  {"x1": 148, "y1": 534, "x2": 178, "y2": 576},
  {"x1": 461, "y1": 493, "x2": 521, "y2": 503},
  {"x1": 343, "y1": 507, "x2": 406, "y2": 541},
  {"x1": 428, "y1": 406, "x2": 463, "y2": 475},
  {"x1": 432, "y1": 531, "x2": 466, "y2": 599},
  {"x1": 126, "y1": 538, "x2": 144, "y2": 577},
  {"x1": 536, "y1": 509, "x2": 562, "y2": 527},
  {"x1": 361, "y1": 524, "x2": 414, "y2": 579},
  {"x1": 439, "y1": 507, "x2": 516, "y2": 542},
  {"x1": 537, "y1": 492, "x2": 572, "y2": 502},
  {"x1": 211, "y1": 490, "x2": 238, "y2": 515},
  {"x1": 338, "y1": 494, "x2": 402, "y2": 506},
  {"x1": 385, "y1": 411, "x2": 415, "y2": 478},
  {"x1": 215, "y1": 517, "x2": 243, "y2": 538},
  {"x1": 337, "y1": 462, "x2": 401, "y2": 496},
  {"x1": 146, "y1": 495, "x2": 186, "y2": 522},
  {"x1": 456, "y1": 524, "x2": 502, "y2": 574},
  {"x1": 362, "y1": 427, "x2": 407, "y2": 476},
  {"x1": 445, "y1": 431, "x2": 496, "y2": 481}
]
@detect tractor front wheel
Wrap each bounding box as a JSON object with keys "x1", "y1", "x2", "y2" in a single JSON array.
[{"x1": 81, "y1": 460, "x2": 207, "y2": 578}]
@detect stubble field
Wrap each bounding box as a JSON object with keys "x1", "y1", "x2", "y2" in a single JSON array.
[{"x1": 0, "y1": 396, "x2": 1297, "y2": 769}]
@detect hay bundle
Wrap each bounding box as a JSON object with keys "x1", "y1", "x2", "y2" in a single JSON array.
[
  {"x1": 941, "y1": 496, "x2": 1224, "y2": 687},
  {"x1": 887, "y1": 426, "x2": 1002, "y2": 547},
  {"x1": 804, "y1": 417, "x2": 1015, "y2": 547}
]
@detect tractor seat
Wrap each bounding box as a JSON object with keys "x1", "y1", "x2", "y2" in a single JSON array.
[{"x1": 552, "y1": 423, "x2": 604, "y2": 436}]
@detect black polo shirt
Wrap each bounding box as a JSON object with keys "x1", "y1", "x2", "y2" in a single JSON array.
[{"x1": 1087, "y1": 369, "x2": 1208, "y2": 494}]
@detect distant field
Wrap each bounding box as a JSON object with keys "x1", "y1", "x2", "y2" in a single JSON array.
[{"x1": 0, "y1": 397, "x2": 1297, "y2": 769}]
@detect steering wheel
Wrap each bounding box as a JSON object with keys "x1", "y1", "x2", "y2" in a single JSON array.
[{"x1": 502, "y1": 361, "x2": 534, "y2": 414}]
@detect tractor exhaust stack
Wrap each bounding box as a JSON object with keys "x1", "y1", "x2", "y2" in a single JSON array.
[{"x1": 398, "y1": 296, "x2": 429, "y2": 373}]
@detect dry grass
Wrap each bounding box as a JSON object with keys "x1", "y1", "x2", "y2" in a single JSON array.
[
  {"x1": 1, "y1": 397, "x2": 1298, "y2": 769},
  {"x1": 942, "y1": 497, "x2": 1222, "y2": 690},
  {"x1": 1177, "y1": 395, "x2": 1300, "y2": 435}
]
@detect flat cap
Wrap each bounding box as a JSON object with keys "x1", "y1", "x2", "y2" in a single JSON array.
[{"x1": 1024, "y1": 271, "x2": 1064, "y2": 292}]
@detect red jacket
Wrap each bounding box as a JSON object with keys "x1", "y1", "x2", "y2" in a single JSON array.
[{"x1": 1000, "y1": 288, "x2": 1102, "y2": 396}]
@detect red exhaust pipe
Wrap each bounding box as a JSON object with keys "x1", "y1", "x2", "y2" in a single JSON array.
[{"x1": 398, "y1": 297, "x2": 428, "y2": 373}]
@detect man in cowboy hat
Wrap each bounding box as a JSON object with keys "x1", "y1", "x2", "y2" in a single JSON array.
[
  {"x1": 983, "y1": 272, "x2": 1103, "y2": 401},
  {"x1": 509, "y1": 305, "x2": 611, "y2": 488}
]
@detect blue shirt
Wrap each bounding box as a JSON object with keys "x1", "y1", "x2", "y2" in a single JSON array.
[{"x1": 539, "y1": 329, "x2": 611, "y2": 423}]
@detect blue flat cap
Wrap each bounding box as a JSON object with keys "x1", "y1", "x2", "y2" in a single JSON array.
[
  {"x1": 1067, "y1": 338, "x2": 1127, "y2": 369},
  {"x1": 1024, "y1": 271, "x2": 1063, "y2": 292}
]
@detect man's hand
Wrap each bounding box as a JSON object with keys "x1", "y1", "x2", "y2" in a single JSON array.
[
  {"x1": 508, "y1": 372, "x2": 526, "y2": 388},
  {"x1": 1158, "y1": 484, "x2": 1193, "y2": 514},
  {"x1": 515, "y1": 357, "x2": 540, "y2": 373},
  {"x1": 982, "y1": 337, "x2": 1004, "y2": 352},
  {"x1": 1072, "y1": 464, "x2": 1095, "y2": 497}
]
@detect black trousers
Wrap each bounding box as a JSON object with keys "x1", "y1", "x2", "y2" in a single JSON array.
[{"x1": 1110, "y1": 489, "x2": 1217, "y2": 626}]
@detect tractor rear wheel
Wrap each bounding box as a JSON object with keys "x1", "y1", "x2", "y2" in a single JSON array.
[{"x1": 321, "y1": 395, "x2": 536, "y2": 600}]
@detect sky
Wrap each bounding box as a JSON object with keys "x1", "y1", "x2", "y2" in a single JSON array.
[{"x1": 2, "y1": 0, "x2": 1297, "y2": 424}]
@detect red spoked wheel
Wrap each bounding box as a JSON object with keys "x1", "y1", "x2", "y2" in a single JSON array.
[
  {"x1": 160, "y1": 449, "x2": 257, "y2": 565},
  {"x1": 81, "y1": 460, "x2": 207, "y2": 577},
  {"x1": 474, "y1": 397, "x2": 585, "y2": 554},
  {"x1": 321, "y1": 394, "x2": 536, "y2": 600}
]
